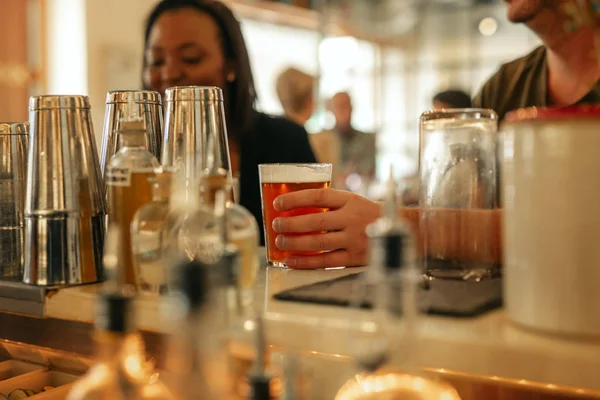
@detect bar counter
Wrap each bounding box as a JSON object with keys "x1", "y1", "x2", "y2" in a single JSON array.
[{"x1": 1, "y1": 264, "x2": 600, "y2": 399}]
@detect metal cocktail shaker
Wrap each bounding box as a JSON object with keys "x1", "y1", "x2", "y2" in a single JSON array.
[
  {"x1": 0, "y1": 122, "x2": 29, "y2": 280},
  {"x1": 161, "y1": 86, "x2": 232, "y2": 188},
  {"x1": 100, "y1": 90, "x2": 163, "y2": 176},
  {"x1": 23, "y1": 95, "x2": 106, "y2": 286}
]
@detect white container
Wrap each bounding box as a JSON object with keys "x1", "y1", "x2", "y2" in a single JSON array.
[{"x1": 501, "y1": 106, "x2": 600, "y2": 337}]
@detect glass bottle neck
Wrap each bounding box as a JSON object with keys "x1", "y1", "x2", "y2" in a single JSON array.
[
  {"x1": 152, "y1": 184, "x2": 170, "y2": 203},
  {"x1": 201, "y1": 176, "x2": 234, "y2": 206},
  {"x1": 120, "y1": 132, "x2": 146, "y2": 148},
  {"x1": 381, "y1": 269, "x2": 419, "y2": 371},
  {"x1": 93, "y1": 330, "x2": 129, "y2": 362}
]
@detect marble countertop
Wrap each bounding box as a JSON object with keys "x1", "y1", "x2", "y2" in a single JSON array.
[{"x1": 41, "y1": 265, "x2": 600, "y2": 396}]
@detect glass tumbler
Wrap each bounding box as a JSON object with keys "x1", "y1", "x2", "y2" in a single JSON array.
[
  {"x1": 259, "y1": 163, "x2": 332, "y2": 268},
  {"x1": 418, "y1": 109, "x2": 500, "y2": 281}
]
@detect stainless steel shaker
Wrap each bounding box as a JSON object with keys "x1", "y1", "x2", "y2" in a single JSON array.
[
  {"x1": 161, "y1": 86, "x2": 232, "y2": 185},
  {"x1": 100, "y1": 90, "x2": 163, "y2": 176},
  {"x1": 0, "y1": 122, "x2": 29, "y2": 281},
  {"x1": 24, "y1": 95, "x2": 106, "y2": 286}
]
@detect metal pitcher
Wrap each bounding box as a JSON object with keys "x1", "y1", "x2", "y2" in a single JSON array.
[
  {"x1": 100, "y1": 90, "x2": 163, "y2": 176},
  {"x1": 24, "y1": 95, "x2": 106, "y2": 286},
  {"x1": 0, "y1": 122, "x2": 29, "y2": 281}
]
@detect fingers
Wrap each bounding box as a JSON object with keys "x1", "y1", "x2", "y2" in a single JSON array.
[
  {"x1": 275, "y1": 231, "x2": 348, "y2": 252},
  {"x1": 284, "y1": 250, "x2": 360, "y2": 269},
  {"x1": 274, "y1": 188, "x2": 349, "y2": 212},
  {"x1": 273, "y1": 209, "x2": 347, "y2": 234}
]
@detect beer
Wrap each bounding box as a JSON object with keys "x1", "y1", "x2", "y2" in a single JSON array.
[{"x1": 259, "y1": 164, "x2": 332, "y2": 267}]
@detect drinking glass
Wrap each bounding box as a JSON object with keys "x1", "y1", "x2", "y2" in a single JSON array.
[
  {"x1": 419, "y1": 109, "x2": 500, "y2": 281},
  {"x1": 259, "y1": 163, "x2": 332, "y2": 268}
]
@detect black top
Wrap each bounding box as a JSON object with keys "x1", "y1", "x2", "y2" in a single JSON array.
[{"x1": 239, "y1": 113, "x2": 317, "y2": 244}]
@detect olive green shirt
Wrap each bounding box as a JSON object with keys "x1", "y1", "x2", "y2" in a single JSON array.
[{"x1": 473, "y1": 46, "x2": 600, "y2": 120}]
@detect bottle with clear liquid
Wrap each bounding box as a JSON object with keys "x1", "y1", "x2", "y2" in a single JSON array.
[
  {"x1": 106, "y1": 117, "x2": 160, "y2": 286},
  {"x1": 209, "y1": 192, "x2": 282, "y2": 399},
  {"x1": 131, "y1": 170, "x2": 172, "y2": 295},
  {"x1": 164, "y1": 254, "x2": 233, "y2": 399},
  {"x1": 163, "y1": 169, "x2": 223, "y2": 267},
  {"x1": 203, "y1": 176, "x2": 260, "y2": 297},
  {"x1": 67, "y1": 228, "x2": 173, "y2": 400},
  {"x1": 335, "y1": 170, "x2": 462, "y2": 400}
]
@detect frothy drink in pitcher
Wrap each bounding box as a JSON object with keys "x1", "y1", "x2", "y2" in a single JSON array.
[{"x1": 259, "y1": 164, "x2": 332, "y2": 268}]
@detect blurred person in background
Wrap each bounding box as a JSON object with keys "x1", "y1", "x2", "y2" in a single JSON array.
[
  {"x1": 142, "y1": 0, "x2": 317, "y2": 244},
  {"x1": 474, "y1": 0, "x2": 600, "y2": 120},
  {"x1": 433, "y1": 89, "x2": 473, "y2": 109},
  {"x1": 230, "y1": 0, "x2": 600, "y2": 269},
  {"x1": 275, "y1": 67, "x2": 338, "y2": 167},
  {"x1": 276, "y1": 67, "x2": 315, "y2": 127},
  {"x1": 319, "y1": 91, "x2": 376, "y2": 191}
]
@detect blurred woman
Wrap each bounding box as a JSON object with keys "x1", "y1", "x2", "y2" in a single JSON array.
[
  {"x1": 142, "y1": 0, "x2": 317, "y2": 243},
  {"x1": 275, "y1": 67, "x2": 339, "y2": 168}
]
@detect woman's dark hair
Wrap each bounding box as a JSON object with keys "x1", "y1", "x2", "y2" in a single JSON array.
[
  {"x1": 143, "y1": 0, "x2": 257, "y2": 142},
  {"x1": 433, "y1": 90, "x2": 472, "y2": 109}
]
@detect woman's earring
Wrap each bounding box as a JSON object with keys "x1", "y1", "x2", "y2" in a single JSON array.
[{"x1": 227, "y1": 72, "x2": 236, "y2": 82}]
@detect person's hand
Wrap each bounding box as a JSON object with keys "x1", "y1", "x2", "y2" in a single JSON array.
[{"x1": 272, "y1": 189, "x2": 381, "y2": 269}]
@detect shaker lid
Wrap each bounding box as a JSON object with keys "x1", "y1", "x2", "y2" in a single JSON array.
[
  {"x1": 105, "y1": 90, "x2": 162, "y2": 105},
  {"x1": 504, "y1": 105, "x2": 600, "y2": 123},
  {"x1": 29, "y1": 95, "x2": 90, "y2": 110},
  {"x1": 165, "y1": 86, "x2": 223, "y2": 102},
  {"x1": 0, "y1": 122, "x2": 28, "y2": 135}
]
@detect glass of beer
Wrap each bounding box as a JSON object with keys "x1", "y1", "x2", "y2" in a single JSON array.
[{"x1": 259, "y1": 163, "x2": 332, "y2": 267}]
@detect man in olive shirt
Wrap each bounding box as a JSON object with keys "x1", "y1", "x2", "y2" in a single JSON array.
[{"x1": 473, "y1": 0, "x2": 600, "y2": 120}]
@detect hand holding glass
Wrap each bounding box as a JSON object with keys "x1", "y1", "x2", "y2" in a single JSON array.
[{"x1": 259, "y1": 164, "x2": 332, "y2": 268}]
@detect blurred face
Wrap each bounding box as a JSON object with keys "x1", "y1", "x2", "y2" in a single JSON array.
[
  {"x1": 331, "y1": 93, "x2": 353, "y2": 128},
  {"x1": 143, "y1": 8, "x2": 232, "y2": 97},
  {"x1": 503, "y1": 0, "x2": 545, "y2": 23}
]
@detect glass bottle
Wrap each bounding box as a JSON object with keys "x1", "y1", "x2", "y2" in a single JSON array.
[
  {"x1": 163, "y1": 169, "x2": 222, "y2": 267},
  {"x1": 248, "y1": 316, "x2": 272, "y2": 400},
  {"x1": 163, "y1": 257, "x2": 219, "y2": 399},
  {"x1": 335, "y1": 170, "x2": 462, "y2": 400},
  {"x1": 131, "y1": 169, "x2": 172, "y2": 295},
  {"x1": 203, "y1": 177, "x2": 260, "y2": 300},
  {"x1": 106, "y1": 113, "x2": 160, "y2": 286},
  {"x1": 210, "y1": 192, "x2": 282, "y2": 399},
  {"x1": 67, "y1": 227, "x2": 173, "y2": 400}
]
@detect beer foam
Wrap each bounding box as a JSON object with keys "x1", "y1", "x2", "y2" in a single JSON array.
[{"x1": 259, "y1": 164, "x2": 331, "y2": 183}]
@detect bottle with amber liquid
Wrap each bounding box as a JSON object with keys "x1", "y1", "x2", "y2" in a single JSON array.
[
  {"x1": 131, "y1": 169, "x2": 172, "y2": 295},
  {"x1": 335, "y1": 170, "x2": 462, "y2": 400},
  {"x1": 106, "y1": 115, "x2": 160, "y2": 286},
  {"x1": 67, "y1": 227, "x2": 173, "y2": 400}
]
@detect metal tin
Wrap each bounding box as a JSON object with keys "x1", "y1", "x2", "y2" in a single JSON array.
[
  {"x1": 100, "y1": 90, "x2": 163, "y2": 176},
  {"x1": 0, "y1": 122, "x2": 29, "y2": 280},
  {"x1": 161, "y1": 86, "x2": 231, "y2": 183},
  {"x1": 24, "y1": 95, "x2": 105, "y2": 286}
]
